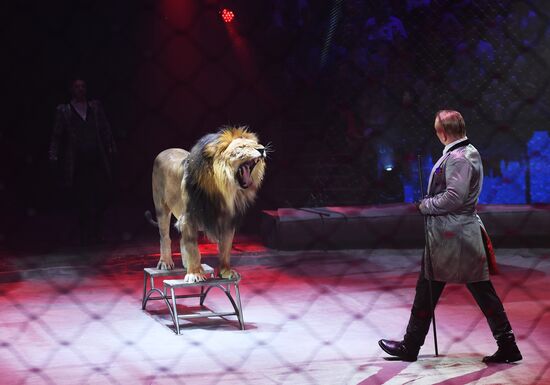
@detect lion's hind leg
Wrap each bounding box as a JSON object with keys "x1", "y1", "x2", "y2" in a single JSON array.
[
  {"x1": 156, "y1": 206, "x2": 175, "y2": 270},
  {"x1": 180, "y1": 221, "x2": 205, "y2": 283}
]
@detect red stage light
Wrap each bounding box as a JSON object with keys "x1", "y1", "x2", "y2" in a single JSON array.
[{"x1": 221, "y1": 8, "x2": 235, "y2": 23}]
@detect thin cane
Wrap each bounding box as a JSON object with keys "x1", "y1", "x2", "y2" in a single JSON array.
[{"x1": 418, "y1": 155, "x2": 439, "y2": 357}]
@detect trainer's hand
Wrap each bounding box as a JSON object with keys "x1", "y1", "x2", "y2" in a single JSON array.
[{"x1": 414, "y1": 200, "x2": 423, "y2": 214}]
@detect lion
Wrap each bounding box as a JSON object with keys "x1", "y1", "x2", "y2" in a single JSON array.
[{"x1": 146, "y1": 126, "x2": 267, "y2": 283}]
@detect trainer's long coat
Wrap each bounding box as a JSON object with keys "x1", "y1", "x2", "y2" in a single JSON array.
[{"x1": 420, "y1": 139, "x2": 494, "y2": 283}]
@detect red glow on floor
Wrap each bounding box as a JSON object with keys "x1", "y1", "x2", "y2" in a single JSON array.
[{"x1": 147, "y1": 240, "x2": 268, "y2": 258}]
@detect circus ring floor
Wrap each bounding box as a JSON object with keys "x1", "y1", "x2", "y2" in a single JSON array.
[{"x1": 0, "y1": 240, "x2": 548, "y2": 385}]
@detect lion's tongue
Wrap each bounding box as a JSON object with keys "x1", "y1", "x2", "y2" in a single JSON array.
[{"x1": 241, "y1": 164, "x2": 252, "y2": 187}]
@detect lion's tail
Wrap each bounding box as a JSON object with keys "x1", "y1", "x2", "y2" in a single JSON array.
[{"x1": 144, "y1": 210, "x2": 158, "y2": 227}]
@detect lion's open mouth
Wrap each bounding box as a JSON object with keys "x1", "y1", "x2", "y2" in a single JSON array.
[{"x1": 237, "y1": 158, "x2": 259, "y2": 189}]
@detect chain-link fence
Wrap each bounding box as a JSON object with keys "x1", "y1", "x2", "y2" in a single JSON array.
[{"x1": 1, "y1": 0, "x2": 550, "y2": 384}]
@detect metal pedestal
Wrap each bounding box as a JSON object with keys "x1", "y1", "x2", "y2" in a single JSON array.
[{"x1": 142, "y1": 264, "x2": 244, "y2": 334}]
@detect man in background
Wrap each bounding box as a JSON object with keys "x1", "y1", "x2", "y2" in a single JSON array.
[{"x1": 49, "y1": 78, "x2": 116, "y2": 244}]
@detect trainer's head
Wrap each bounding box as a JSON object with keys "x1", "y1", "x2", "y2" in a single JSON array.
[{"x1": 434, "y1": 110, "x2": 466, "y2": 145}]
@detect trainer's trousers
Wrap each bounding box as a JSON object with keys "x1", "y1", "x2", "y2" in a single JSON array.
[{"x1": 403, "y1": 272, "x2": 515, "y2": 348}]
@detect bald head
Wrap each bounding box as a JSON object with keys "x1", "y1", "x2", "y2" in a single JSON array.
[{"x1": 434, "y1": 110, "x2": 466, "y2": 145}]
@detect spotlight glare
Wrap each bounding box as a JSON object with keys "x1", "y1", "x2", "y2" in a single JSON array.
[{"x1": 221, "y1": 8, "x2": 235, "y2": 23}]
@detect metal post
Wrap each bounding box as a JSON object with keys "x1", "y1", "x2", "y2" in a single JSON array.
[{"x1": 418, "y1": 155, "x2": 439, "y2": 357}]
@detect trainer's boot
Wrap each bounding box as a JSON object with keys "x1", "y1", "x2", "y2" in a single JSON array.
[
  {"x1": 378, "y1": 314, "x2": 430, "y2": 361},
  {"x1": 483, "y1": 311, "x2": 522, "y2": 363}
]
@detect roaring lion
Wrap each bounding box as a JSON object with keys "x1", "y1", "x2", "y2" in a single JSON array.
[{"x1": 147, "y1": 126, "x2": 267, "y2": 283}]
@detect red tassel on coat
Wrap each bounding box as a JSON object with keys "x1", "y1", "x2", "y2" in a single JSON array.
[{"x1": 480, "y1": 226, "x2": 499, "y2": 275}]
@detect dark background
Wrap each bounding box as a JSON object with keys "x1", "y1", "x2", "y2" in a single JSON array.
[{"x1": 2, "y1": 0, "x2": 549, "y2": 248}]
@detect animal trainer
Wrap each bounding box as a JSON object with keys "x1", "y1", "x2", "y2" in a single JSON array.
[{"x1": 379, "y1": 110, "x2": 522, "y2": 364}]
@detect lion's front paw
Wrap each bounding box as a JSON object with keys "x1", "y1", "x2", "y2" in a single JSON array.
[
  {"x1": 157, "y1": 259, "x2": 175, "y2": 270},
  {"x1": 183, "y1": 273, "x2": 206, "y2": 283},
  {"x1": 219, "y1": 269, "x2": 239, "y2": 279}
]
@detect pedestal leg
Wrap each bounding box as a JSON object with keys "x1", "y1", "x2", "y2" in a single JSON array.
[
  {"x1": 234, "y1": 283, "x2": 245, "y2": 330},
  {"x1": 171, "y1": 287, "x2": 180, "y2": 335},
  {"x1": 142, "y1": 271, "x2": 148, "y2": 309}
]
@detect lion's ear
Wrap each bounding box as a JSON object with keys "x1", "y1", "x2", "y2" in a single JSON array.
[
  {"x1": 203, "y1": 137, "x2": 233, "y2": 158},
  {"x1": 202, "y1": 141, "x2": 219, "y2": 158}
]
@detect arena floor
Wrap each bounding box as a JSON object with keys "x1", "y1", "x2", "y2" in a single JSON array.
[{"x1": 0, "y1": 241, "x2": 548, "y2": 384}]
